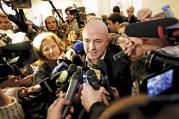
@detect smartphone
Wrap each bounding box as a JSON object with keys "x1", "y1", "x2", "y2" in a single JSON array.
[{"x1": 140, "y1": 66, "x2": 179, "y2": 96}]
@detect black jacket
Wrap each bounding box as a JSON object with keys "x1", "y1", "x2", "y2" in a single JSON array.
[{"x1": 104, "y1": 45, "x2": 132, "y2": 97}]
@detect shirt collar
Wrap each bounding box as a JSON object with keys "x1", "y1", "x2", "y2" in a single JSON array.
[{"x1": 86, "y1": 50, "x2": 106, "y2": 68}]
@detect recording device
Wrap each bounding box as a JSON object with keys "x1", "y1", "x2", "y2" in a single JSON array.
[
  {"x1": 69, "y1": 5, "x2": 86, "y2": 29},
  {"x1": 125, "y1": 18, "x2": 178, "y2": 38},
  {"x1": 71, "y1": 54, "x2": 84, "y2": 66},
  {"x1": 0, "y1": 41, "x2": 38, "y2": 81},
  {"x1": 0, "y1": 33, "x2": 12, "y2": 45},
  {"x1": 113, "y1": 50, "x2": 126, "y2": 61},
  {"x1": 7, "y1": 14, "x2": 28, "y2": 32},
  {"x1": 73, "y1": 40, "x2": 85, "y2": 55},
  {"x1": 51, "y1": 61, "x2": 68, "y2": 75},
  {"x1": 2, "y1": 0, "x2": 32, "y2": 8},
  {"x1": 92, "y1": 60, "x2": 113, "y2": 100},
  {"x1": 51, "y1": 64, "x2": 77, "y2": 92},
  {"x1": 86, "y1": 69, "x2": 100, "y2": 90},
  {"x1": 145, "y1": 50, "x2": 179, "y2": 73},
  {"x1": 62, "y1": 67, "x2": 82, "y2": 118},
  {"x1": 140, "y1": 65, "x2": 179, "y2": 96}
]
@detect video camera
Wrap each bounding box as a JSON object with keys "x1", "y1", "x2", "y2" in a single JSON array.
[
  {"x1": 69, "y1": 6, "x2": 86, "y2": 29},
  {"x1": 0, "y1": 35, "x2": 38, "y2": 82},
  {"x1": 140, "y1": 65, "x2": 179, "y2": 96},
  {"x1": 125, "y1": 18, "x2": 179, "y2": 96}
]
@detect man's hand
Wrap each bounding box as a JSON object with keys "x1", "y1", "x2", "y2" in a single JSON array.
[
  {"x1": 47, "y1": 98, "x2": 73, "y2": 119},
  {"x1": 81, "y1": 84, "x2": 106, "y2": 112}
]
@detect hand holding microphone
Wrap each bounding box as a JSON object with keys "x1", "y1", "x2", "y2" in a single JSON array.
[
  {"x1": 81, "y1": 84, "x2": 107, "y2": 112},
  {"x1": 62, "y1": 67, "x2": 82, "y2": 118}
]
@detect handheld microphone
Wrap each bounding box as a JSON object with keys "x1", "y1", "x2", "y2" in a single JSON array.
[
  {"x1": 51, "y1": 61, "x2": 68, "y2": 75},
  {"x1": 113, "y1": 51, "x2": 126, "y2": 61},
  {"x1": 55, "y1": 64, "x2": 77, "y2": 91},
  {"x1": 71, "y1": 54, "x2": 84, "y2": 66},
  {"x1": 62, "y1": 67, "x2": 82, "y2": 118},
  {"x1": 73, "y1": 40, "x2": 84, "y2": 54},
  {"x1": 86, "y1": 69, "x2": 100, "y2": 90},
  {"x1": 95, "y1": 60, "x2": 113, "y2": 100}
]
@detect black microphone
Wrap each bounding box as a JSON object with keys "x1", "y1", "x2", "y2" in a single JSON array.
[
  {"x1": 71, "y1": 54, "x2": 84, "y2": 66},
  {"x1": 125, "y1": 18, "x2": 178, "y2": 37},
  {"x1": 94, "y1": 60, "x2": 113, "y2": 99},
  {"x1": 62, "y1": 67, "x2": 82, "y2": 118},
  {"x1": 113, "y1": 50, "x2": 126, "y2": 61},
  {"x1": 51, "y1": 64, "x2": 77, "y2": 91},
  {"x1": 86, "y1": 69, "x2": 100, "y2": 90}
]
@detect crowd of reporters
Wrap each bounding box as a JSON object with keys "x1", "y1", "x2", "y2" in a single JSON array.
[{"x1": 0, "y1": 3, "x2": 179, "y2": 119}]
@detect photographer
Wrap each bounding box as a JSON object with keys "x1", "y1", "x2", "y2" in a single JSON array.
[{"x1": 45, "y1": 16, "x2": 65, "y2": 39}]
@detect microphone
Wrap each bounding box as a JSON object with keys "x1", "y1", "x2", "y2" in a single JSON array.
[
  {"x1": 71, "y1": 54, "x2": 84, "y2": 66},
  {"x1": 73, "y1": 40, "x2": 84, "y2": 54},
  {"x1": 62, "y1": 67, "x2": 82, "y2": 118},
  {"x1": 113, "y1": 51, "x2": 126, "y2": 61},
  {"x1": 125, "y1": 18, "x2": 178, "y2": 37},
  {"x1": 51, "y1": 61, "x2": 68, "y2": 75},
  {"x1": 51, "y1": 64, "x2": 77, "y2": 91},
  {"x1": 86, "y1": 69, "x2": 100, "y2": 90},
  {"x1": 94, "y1": 60, "x2": 113, "y2": 100}
]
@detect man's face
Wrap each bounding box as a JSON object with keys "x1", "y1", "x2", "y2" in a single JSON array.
[
  {"x1": 107, "y1": 20, "x2": 117, "y2": 33},
  {"x1": 66, "y1": 11, "x2": 75, "y2": 22},
  {"x1": 46, "y1": 17, "x2": 58, "y2": 31},
  {"x1": 83, "y1": 27, "x2": 109, "y2": 64},
  {"x1": 0, "y1": 16, "x2": 12, "y2": 30},
  {"x1": 127, "y1": 10, "x2": 134, "y2": 17}
]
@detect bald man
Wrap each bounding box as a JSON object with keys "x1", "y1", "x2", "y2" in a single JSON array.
[{"x1": 82, "y1": 19, "x2": 132, "y2": 97}]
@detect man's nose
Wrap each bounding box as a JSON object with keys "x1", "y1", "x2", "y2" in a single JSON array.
[{"x1": 89, "y1": 41, "x2": 95, "y2": 50}]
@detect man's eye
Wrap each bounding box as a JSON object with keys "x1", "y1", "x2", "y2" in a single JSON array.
[{"x1": 96, "y1": 40, "x2": 102, "y2": 43}]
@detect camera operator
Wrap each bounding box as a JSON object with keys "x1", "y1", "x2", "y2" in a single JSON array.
[
  {"x1": 64, "y1": 6, "x2": 80, "y2": 46},
  {"x1": 45, "y1": 16, "x2": 65, "y2": 39}
]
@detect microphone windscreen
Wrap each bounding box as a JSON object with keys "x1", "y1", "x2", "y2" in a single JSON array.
[
  {"x1": 71, "y1": 54, "x2": 84, "y2": 66},
  {"x1": 51, "y1": 61, "x2": 68, "y2": 75},
  {"x1": 125, "y1": 18, "x2": 178, "y2": 37},
  {"x1": 73, "y1": 40, "x2": 84, "y2": 54},
  {"x1": 86, "y1": 69, "x2": 100, "y2": 90}
]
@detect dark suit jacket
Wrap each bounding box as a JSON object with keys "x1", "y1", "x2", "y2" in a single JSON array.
[{"x1": 104, "y1": 45, "x2": 133, "y2": 97}]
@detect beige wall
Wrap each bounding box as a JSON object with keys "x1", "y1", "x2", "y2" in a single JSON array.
[{"x1": 142, "y1": 0, "x2": 179, "y2": 19}]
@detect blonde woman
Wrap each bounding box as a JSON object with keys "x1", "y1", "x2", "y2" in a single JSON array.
[{"x1": 32, "y1": 32, "x2": 71, "y2": 85}]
